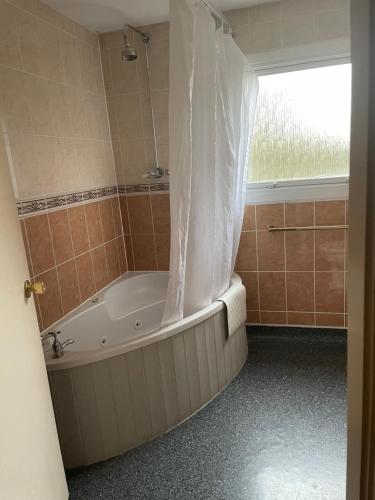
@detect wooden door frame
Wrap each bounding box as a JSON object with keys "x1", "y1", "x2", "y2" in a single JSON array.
[{"x1": 347, "y1": 0, "x2": 375, "y2": 498}]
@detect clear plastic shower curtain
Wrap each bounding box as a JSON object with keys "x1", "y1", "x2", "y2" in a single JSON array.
[{"x1": 162, "y1": 0, "x2": 258, "y2": 325}]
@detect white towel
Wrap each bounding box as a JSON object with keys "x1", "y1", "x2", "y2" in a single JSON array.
[{"x1": 217, "y1": 283, "x2": 247, "y2": 337}]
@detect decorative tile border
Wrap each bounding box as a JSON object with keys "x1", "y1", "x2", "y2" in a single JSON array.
[
  {"x1": 150, "y1": 183, "x2": 169, "y2": 192},
  {"x1": 17, "y1": 186, "x2": 118, "y2": 217},
  {"x1": 17, "y1": 183, "x2": 170, "y2": 217},
  {"x1": 118, "y1": 183, "x2": 170, "y2": 194}
]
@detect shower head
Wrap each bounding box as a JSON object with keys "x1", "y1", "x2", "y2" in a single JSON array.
[
  {"x1": 121, "y1": 37, "x2": 137, "y2": 62},
  {"x1": 121, "y1": 25, "x2": 151, "y2": 62}
]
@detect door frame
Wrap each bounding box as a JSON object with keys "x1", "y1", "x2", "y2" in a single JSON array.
[{"x1": 347, "y1": 0, "x2": 375, "y2": 498}]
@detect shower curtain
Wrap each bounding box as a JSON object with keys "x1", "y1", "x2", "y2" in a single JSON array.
[{"x1": 162, "y1": 0, "x2": 258, "y2": 325}]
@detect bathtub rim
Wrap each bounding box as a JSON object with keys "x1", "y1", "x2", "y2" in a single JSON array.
[{"x1": 45, "y1": 273, "x2": 242, "y2": 372}]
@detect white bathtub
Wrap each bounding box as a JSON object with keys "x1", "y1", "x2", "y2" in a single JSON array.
[
  {"x1": 46, "y1": 272, "x2": 248, "y2": 468},
  {"x1": 46, "y1": 273, "x2": 169, "y2": 357}
]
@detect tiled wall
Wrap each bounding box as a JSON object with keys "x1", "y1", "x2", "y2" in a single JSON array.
[
  {"x1": 21, "y1": 197, "x2": 127, "y2": 331},
  {"x1": 0, "y1": 0, "x2": 129, "y2": 331},
  {"x1": 99, "y1": 0, "x2": 349, "y2": 189},
  {"x1": 120, "y1": 193, "x2": 171, "y2": 272},
  {"x1": 225, "y1": 0, "x2": 350, "y2": 54},
  {"x1": 0, "y1": 0, "x2": 116, "y2": 199},
  {"x1": 237, "y1": 200, "x2": 348, "y2": 327},
  {"x1": 0, "y1": 0, "x2": 350, "y2": 331},
  {"x1": 99, "y1": 24, "x2": 169, "y2": 186},
  {"x1": 121, "y1": 195, "x2": 348, "y2": 328}
]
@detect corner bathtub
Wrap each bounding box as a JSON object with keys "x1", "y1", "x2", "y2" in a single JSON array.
[{"x1": 46, "y1": 272, "x2": 248, "y2": 469}]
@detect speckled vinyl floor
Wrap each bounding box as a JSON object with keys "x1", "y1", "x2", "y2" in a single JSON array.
[{"x1": 67, "y1": 327, "x2": 347, "y2": 500}]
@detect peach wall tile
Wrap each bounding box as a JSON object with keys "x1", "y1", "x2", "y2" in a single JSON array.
[
  {"x1": 285, "y1": 232, "x2": 314, "y2": 271},
  {"x1": 235, "y1": 231, "x2": 257, "y2": 271},
  {"x1": 256, "y1": 203, "x2": 284, "y2": 230},
  {"x1": 286, "y1": 272, "x2": 314, "y2": 312},
  {"x1": 48, "y1": 209, "x2": 74, "y2": 265},
  {"x1": 91, "y1": 246, "x2": 109, "y2": 291},
  {"x1": 132, "y1": 234, "x2": 157, "y2": 270},
  {"x1": 243, "y1": 205, "x2": 256, "y2": 230},
  {"x1": 127, "y1": 195, "x2": 153, "y2": 234},
  {"x1": 285, "y1": 202, "x2": 314, "y2": 227},
  {"x1": 259, "y1": 272, "x2": 286, "y2": 311},
  {"x1": 120, "y1": 196, "x2": 130, "y2": 234},
  {"x1": 20, "y1": 220, "x2": 32, "y2": 275},
  {"x1": 247, "y1": 310, "x2": 260, "y2": 324},
  {"x1": 315, "y1": 200, "x2": 346, "y2": 225},
  {"x1": 75, "y1": 252, "x2": 95, "y2": 301},
  {"x1": 99, "y1": 199, "x2": 115, "y2": 242},
  {"x1": 37, "y1": 268, "x2": 63, "y2": 329},
  {"x1": 124, "y1": 235, "x2": 134, "y2": 271},
  {"x1": 68, "y1": 206, "x2": 90, "y2": 256},
  {"x1": 57, "y1": 260, "x2": 81, "y2": 315},
  {"x1": 261, "y1": 311, "x2": 287, "y2": 325},
  {"x1": 316, "y1": 313, "x2": 345, "y2": 328},
  {"x1": 257, "y1": 231, "x2": 285, "y2": 271},
  {"x1": 315, "y1": 271, "x2": 345, "y2": 313},
  {"x1": 25, "y1": 214, "x2": 55, "y2": 275},
  {"x1": 111, "y1": 197, "x2": 123, "y2": 237},
  {"x1": 85, "y1": 202, "x2": 103, "y2": 248},
  {"x1": 155, "y1": 233, "x2": 170, "y2": 271},
  {"x1": 105, "y1": 239, "x2": 120, "y2": 281},
  {"x1": 315, "y1": 230, "x2": 345, "y2": 271},
  {"x1": 151, "y1": 194, "x2": 170, "y2": 233},
  {"x1": 116, "y1": 237, "x2": 127, "y2": 273},
  {"x1": 287, "y1": 312, "x2": 315, "y2": 326},
  {"x1": 237, "y1": 272, "x2": 259, "y2": 310}
]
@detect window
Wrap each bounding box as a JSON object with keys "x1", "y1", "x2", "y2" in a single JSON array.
[{"x1": 249, "y1": 64, "x2": 352, "y2": 184}]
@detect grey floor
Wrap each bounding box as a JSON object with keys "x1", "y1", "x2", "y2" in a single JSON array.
[{"x1": 67, "y1": 327, "x2": 347, "y2": 500}]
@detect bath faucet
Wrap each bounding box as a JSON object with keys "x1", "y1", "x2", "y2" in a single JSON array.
[{"x1": 41, "y1": 330, "x2": 75, "y2": 358}]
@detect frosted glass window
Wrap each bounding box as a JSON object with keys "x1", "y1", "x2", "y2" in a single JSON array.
[{"x1": 249, "y1": 64, "x2": 351, "y2": 182}]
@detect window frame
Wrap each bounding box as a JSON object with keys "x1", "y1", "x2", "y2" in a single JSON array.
[{"x1": 246, "y1": 51, "x2": 351, "y2": 203}]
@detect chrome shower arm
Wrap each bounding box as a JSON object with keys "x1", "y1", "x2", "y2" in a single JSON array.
[{"x1": 124, "y1": 24, "x2": 151, "y2": 43}]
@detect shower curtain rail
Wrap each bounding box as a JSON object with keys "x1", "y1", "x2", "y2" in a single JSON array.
[
  {"x1": 200, "y1": 0, "x2": 233, "y2": 34},
  {"x1": 268, "y1": 225, "x2": 349, "y2": 232}
]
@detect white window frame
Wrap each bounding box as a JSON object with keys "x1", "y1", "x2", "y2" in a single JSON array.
[{"x1": 246, "y1": 43, "x2": 351, "y2": 203}]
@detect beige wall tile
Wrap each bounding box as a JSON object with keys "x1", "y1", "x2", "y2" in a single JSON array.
[
  {"x1": 250, "y1": 21, "x2": 282, "y2": 53},
  {"x1": 36, "y1": 136, "x2": 64, "y2": 195},
  {"x1": 233, "y1": 26, "x2": 250, "y2": 54},
  {"x1": 109, "y1": 46, "x2": 138, "y2": 95},
  {"x1": 148, "y1": 39, "x2": 169, "y2": 91},
  {"x1": 0, "y1": 67, "x2": 33, "y2": 134},
  {"x1": 224, "y1": 8, "x2": 249, "y2": 27},
  {"x1": 0, "y1": 0, "x2": 22, "y2": 69},
  {"x1": 281, "y1": 0, "x2": 316, "y2": 17},
  {"x1": 8, "y1": 134, "x2": 42, "y2": 199},
  {"x1": 116, "y1": 95, "x2": 143, "y2": 141},
  {"x1": 315, "y1": 9, "x2": 350, "y2": 40},
  {"x1": 139, "y1": 92, "x2": 155, "y2": 139},
  {"x1": 151, "y1": 90, "x2": 169, "y2": 139},
  {"x1": 248, "y1": 2, "x2": 281, "y2": 24},
  {"x1": 314, "y1": 0, "x2": 349, "y2": 13},
  {"x1": 282, "y1": 14, "x2": 315, "y2": 47}
]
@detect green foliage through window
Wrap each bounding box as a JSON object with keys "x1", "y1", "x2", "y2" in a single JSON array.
[{"x1": 249, "y1": 64, "x2": 351, "y2": 182}]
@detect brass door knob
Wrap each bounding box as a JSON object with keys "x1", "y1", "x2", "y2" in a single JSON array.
[{"x1": 24, "y1": 280, "x2": 46, "y2": 299}]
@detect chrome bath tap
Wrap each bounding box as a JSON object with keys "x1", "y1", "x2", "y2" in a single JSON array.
[{"x1": 41, "y1": 330, "x2": 75, "y2": 358}]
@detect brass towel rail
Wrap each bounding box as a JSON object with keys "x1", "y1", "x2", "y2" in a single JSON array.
[{"x1": 268, "y1": 224, "x2": 349, "y2": 232}]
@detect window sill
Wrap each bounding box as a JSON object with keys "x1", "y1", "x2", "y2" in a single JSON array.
[{"x1": 245, "y1": 176, "x2": 349, "y2": 204}]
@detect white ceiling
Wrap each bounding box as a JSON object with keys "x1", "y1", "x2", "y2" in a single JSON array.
[{"x1": 41, "y1": 0, "x2": 268, "y2": 33}]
